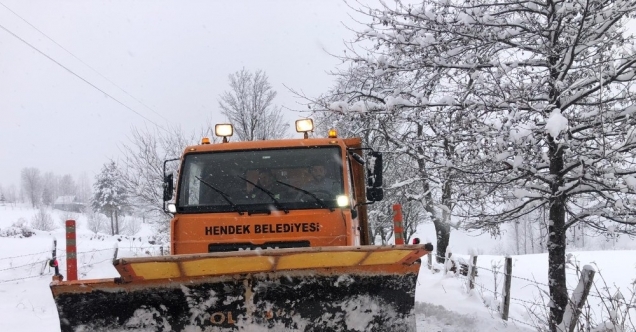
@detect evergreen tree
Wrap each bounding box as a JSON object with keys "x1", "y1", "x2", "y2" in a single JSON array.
[{"x1": 92, "y1": 161, "x2": 129, "y2": 235}]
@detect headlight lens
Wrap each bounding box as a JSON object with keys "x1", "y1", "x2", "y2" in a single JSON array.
[{"x1": 336, "y1": 195, "x2": 349, "y2": 207}]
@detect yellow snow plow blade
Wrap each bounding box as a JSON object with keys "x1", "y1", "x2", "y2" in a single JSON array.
[{"x1": 51, "y1": 244, "x2": 432, "y2": 332}]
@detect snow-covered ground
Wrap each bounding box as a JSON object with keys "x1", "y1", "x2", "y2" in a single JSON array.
[{"x1": 1, "y1": 204, "x2": 634, "y2": 331}]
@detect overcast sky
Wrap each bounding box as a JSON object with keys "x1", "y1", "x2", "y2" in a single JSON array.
[{"x1": 0, "y1": 0, "x2": 359, "y2": 188}]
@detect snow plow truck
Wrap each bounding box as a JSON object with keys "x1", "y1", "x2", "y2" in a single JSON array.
[{"x1": 50, "y1": 119, "x2": 433, "y2": 332}]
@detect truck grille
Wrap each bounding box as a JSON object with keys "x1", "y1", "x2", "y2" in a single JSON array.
[{"x1": 208, "y1": 241, "x2": 310, "y2": 253}]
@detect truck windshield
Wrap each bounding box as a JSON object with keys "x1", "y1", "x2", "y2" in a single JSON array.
[{"x1": 177, "y1": 146, "x2": 345, "y2": 213}]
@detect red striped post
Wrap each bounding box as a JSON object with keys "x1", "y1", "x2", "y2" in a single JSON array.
[
  {"x1": 392, "y1": 204, "x2": 404, "y2": 245},
  {"x1": 66, "y1": 220, "x2": 78, "y2": 281}
]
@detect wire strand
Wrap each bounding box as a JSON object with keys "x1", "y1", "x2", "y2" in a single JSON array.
[
  {"x1": 0, "y1": 260, "x2": 47, "y2": 272},
  {"x1": 0, "y1": 250, "x2": 50, "y2": 261},
  {"x1": 0, "y1": 22, "x2": 168, "y2": 133},
  {"x1": 0, "y1": 1, "x2": 170, "y2": 124},
  {"x1": 0, "y1": 274, "x2": 44, "y2": 284}
]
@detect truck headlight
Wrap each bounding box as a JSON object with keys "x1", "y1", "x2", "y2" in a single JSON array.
[{"x1": 336, "y1": 195, "x2": 349, "y2": 207}]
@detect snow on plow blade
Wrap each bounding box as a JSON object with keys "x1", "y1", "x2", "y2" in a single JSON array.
[{"x1": 50, "y1": 244, "x2": 432, "y2": 332}]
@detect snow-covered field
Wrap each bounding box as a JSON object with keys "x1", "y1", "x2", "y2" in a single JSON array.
[{"x1": 1, "y1": 204, "x2": 634, "y2": 331}]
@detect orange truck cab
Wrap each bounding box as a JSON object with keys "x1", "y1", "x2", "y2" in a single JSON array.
[{"x1": 163, "y1": 120, "x2": 384, "y2": 255}]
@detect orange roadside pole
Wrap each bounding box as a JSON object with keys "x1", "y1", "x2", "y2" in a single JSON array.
[
  {"x1": 66, "y1": 220, "x2": 77, "y2": 281},
  {"x1": 392, "y1": 204, "x2": 404, "y2": 245}
]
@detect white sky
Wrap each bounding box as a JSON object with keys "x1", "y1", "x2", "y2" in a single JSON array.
[{"x1": 0, "y1": 0, "x2": 359, "y2": 188}]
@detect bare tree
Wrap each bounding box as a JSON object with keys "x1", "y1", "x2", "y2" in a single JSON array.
[
  {"x1": 5, "y1": 184, "x2": 17, "y2": 206},
  {"x1": 58, "y1": 174, "x2": 77, "y2": 197},
  {"x1": 86, "y1": 210, "x2": 107, "y2": 234},
  {"x1": 119, "y1": 125, "x2": 200, "y2": 234},
  {"x1": 31, "y1": 208, "x2": 55, "y2": 231},
  {"x1": 21, "y1": 167, "x2": 42, "y2": 208},
  {"x1": 120, "y1": 216, "x2": 142, "y2": 236},
  {"x1": 342, "y1": 1, "x2": 636, "y2": 330},
  {"x1": 218, "y1": 68, "x2": 289, "y2": 141},
  {"x1": 41, "y1": 172, "x2": 57, "y2": 207},
  {"x1": 76, "y1": 172, "x2": 92, "y2": 203},
  {"x1": 316, "y1": 1, "x2": 636, "y2": 329}
]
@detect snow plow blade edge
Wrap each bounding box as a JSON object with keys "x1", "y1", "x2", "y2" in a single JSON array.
[{"x1": 51, "y1": 245, "x2": 431, "y2": 332}]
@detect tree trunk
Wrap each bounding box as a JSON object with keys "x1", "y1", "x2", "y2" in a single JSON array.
[
  {"x1": 109, "y1": 210, "x2": 115, "y2": 236},
  {"x1": 548, "y1": 198, "x2": 567, "y2": 331},
  {"x1": 529, "y1": 221, "x2": 535, "y2": 254},
  {"x1": 514, "y1": 221, "x2": 520, "y2": 255},
  {"x1": 115, "y1": 210, "x2": 119, "y2": 235},
  {"x1": 417, "y1": 159, "x2": 450, "y2": 263},
  {"x1": 548, "y1": 134, "x2": 568, "y2": 331},
  {"x1": 434, "y1": 221, "x2": 450, "y2": 263}
]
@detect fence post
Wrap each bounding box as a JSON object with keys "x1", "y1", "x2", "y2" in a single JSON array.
[
  {"x1": 468, "y1": 255, "x2": 478, "y2": 290},
  {"x1": 113, "y1": 244, "x2": 119, "y2": 261},
  {"x1": 66, "y1": 220, "x2": 78, "y2": 281},
  {"x1": 560, "y1": 266, "x2": 596, "y2": 332},
  {"x1": 502, "y1": 256, "x2": 512, "y2": 320},
  {"x1": 50, "y1": 238, "x2": 63, "y2": 281},
  {"x1": 392, "y1": 204, "x2": 404, "y2": 245},
  {"x1": 427, "y1": 252, "x2": 433, "y2": 270}
]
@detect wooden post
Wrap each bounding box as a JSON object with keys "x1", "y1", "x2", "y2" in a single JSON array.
[
  {"x1": 559, "y1": 266, "x2": 595, "y2": 332},
  {"x1": 65, "y1": 220, "x2": 78, "y2": 281},
  {"x1": 160, "y1": 246, "x2": 164, "y2": 256},
  {"x1": 468, "y1": 255, "x2": 478, "y2": 290},
  {"x1": 113, "y1": 246, "x2": 119, "y2": 260},
  {"x1": 502, "y1": 256, "x2": 512, "y2": 320},
  {"x1": 392, "y1": 204, "x2": 404, "y2": 245},
  {"x1": 427, "y1": 252, "x2": 433, "y2": 270}
]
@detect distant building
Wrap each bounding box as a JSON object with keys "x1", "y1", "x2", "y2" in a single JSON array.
[{"x1": 53, "y1": 196, "x2": 85, "y2": 213}]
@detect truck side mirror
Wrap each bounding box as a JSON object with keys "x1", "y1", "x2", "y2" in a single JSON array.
[
  {"x1": 366, "y1": 187, "x2": 384, "y2": 202},
  {"x1": 371, "y1": 152, "x2": 383, "y2": 187},
  {"x1": 163, "y1": 173, "x2": 174, "y2": 201},
  {"x1": 366, "y1": 152, "x2": 384, "y2": 202}
]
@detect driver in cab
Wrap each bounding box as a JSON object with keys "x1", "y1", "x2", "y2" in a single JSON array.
[
  {"x1": 304, "y1": 165, "x2": 337, "y2": 195},
  {"x1": 250, "y1": 169, "x2": 288, "y2": 201}
]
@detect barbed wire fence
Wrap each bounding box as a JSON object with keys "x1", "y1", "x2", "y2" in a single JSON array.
[
  {"x1": 426, "y1": 252, "x2": 636, "y2": 332},
  {"x1": 1, "y1": 239, "x2": 633, "y2": 330},
  {"x1": 0, "y1": 239, "x2": 164, "y2": 284}
]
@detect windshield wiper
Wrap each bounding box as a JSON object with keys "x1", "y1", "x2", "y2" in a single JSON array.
[
  {"x1": 237, "y1": 176, "x2": 289, "y2": 214},
  {"x1": 276, "y1": 180, "x2": 333, "y2": 211},
  {"x1": 195, "y1": 176, "x2": 244, "y2": 215}
]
